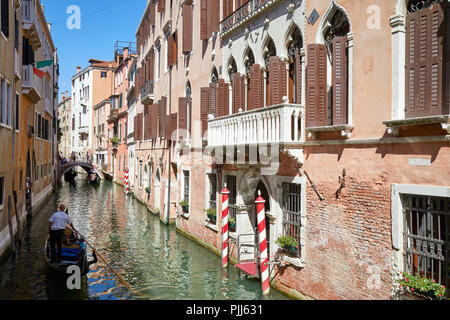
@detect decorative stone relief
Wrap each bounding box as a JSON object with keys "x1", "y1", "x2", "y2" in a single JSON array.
[{"x1": 239, "y1": 167, "x2": 261, "y2": 205}]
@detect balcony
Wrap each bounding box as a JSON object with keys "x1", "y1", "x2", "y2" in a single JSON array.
[
  {"x1": 108, "y1": 108, "x2": 119, "y2": 122},
  {"x1": 22, "y1": 0, "x2": 42, "y2": 50},
  {"x1": 22, "y1": 65, "x2": 41, "y2": 103},
  {"x1": 78, "y1": 126, "x2": 89, "y2": 136},
  {"x1": 220, "y1": 0, "x2": 281, "y2": 36},
  {"x1": 207, "y1": 103, "x2": 305, "y2": 147},
  {"x1": 140, "y1": 80, "x2": 154, "y2": 105}
]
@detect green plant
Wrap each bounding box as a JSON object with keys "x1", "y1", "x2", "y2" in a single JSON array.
[
  {"x1": 229, "y1": 217, "x2": 236, "y2": 225},
  {"x1": 206, "y1": 208, "x2": 216, "y2": 217},
  {"x1": 397, "y1": 272, "x2": 447, "y2": 300},
  {"x1": 179, "y1": 200, "x2": 189, "y2": 207},
  {"x1": 111, "y1": 136, "x2": 120, "y2": 144},
  {"x1": 275, "y1": 235, "x2": 298, "y2": 251}
]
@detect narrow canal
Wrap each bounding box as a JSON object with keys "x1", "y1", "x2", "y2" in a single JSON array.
[{"x1": 0, "y1": 178, "x2": 288, "y2": 300}]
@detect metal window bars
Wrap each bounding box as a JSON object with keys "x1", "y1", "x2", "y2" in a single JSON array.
[
  {"x1": 220, "y1": 0, "x2": 273, "y2": 34},
  {"x1": 402, "y1": 194, "x2": 449, "y2": 289},
  {"x1": 282, "y1": 182, "x2": 302, "y2": 257}
]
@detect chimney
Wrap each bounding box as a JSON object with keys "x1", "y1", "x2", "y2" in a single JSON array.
[{"x1": 76, "y1": 66, "x2": 81, "y2": 74}]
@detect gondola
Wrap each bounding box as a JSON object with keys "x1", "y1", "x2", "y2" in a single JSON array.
[
  {"x1": 88, "y1": 173, "x2": 100, "y2": 185},
  {"x1": 44, "y1": 233, "x2": 91, "y2": 276},
  {"x1": 64, "y1": 169, "x2": 77, "y2": 181}
]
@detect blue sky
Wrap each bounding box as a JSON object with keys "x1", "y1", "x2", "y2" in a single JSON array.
[{"x1": 42, "y1": 0, "x2": 147, "y2": 98}]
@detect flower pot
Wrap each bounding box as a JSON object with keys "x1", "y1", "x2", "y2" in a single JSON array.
[
  {"x1": 207, "y1": 214, "x2": 216, "y2": 223},
  {"x1": 182, "y1": 205, "x2": 189, "y2": 213},
  {"x1": 229, "y1": 222, "x2": 236, "y2": 231},
  {"x1": 400, "y1": 292, "x2": 433, "y2": 300}
]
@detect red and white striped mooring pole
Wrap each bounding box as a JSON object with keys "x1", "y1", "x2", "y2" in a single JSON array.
[
  {"x1": 124, "y1": 168, "x2": 129, "y2": 194},
  {"x1": 256, "y1": 190, "x2": 270, "y2": 295},
  {"x1": 221, "y1": 183, "x2": 230, "y2": 268}
]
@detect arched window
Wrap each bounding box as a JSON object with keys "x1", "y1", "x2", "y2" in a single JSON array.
[
  {"x1": 244, "y1": 48, "x2": 255, "y2": 109},
  {"x1": 211, "y1": 66, "x2": 219, "y2": 84},
  {"x1": 323, "y1": 8, "x2": 350, "y2": 125},
  {"x1": 264, "y1": 38, "x2": 278, "y2": 107},
  {"x1": 287, "y1": 26, "x2": 303, "y2": 104}
]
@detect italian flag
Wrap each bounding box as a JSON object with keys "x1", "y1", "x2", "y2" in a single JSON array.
[{"x1": 36, "y1": 59, "x2": 54, "y2": 73}]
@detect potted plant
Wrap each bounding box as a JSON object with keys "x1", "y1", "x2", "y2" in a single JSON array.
[
  {"x1": 276, "y1": 235, "x2": 298, "y2": 253},
  {"x1": 179, "y1": 200, "x2": 189, "y2": 213},
  {"x1": 111, "y1": 136, "x2": 120, "y2": 146},
  {"x1": 229, "y1": 217, "x2": 236, "y2": 231},
  {"x1": 397, "y1": 272, "x2": 447, "y2": 300},
  {"x1": 145, "y1": 186, "x2": 151, "y2": 194},
  {"x1": 206, "y1": 208, "x2": 216, "y2": 223}
]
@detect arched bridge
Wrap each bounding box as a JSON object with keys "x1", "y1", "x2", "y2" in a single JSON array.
[{"x1": 58, "y1": 160, "x2": 104, "y2": 181}]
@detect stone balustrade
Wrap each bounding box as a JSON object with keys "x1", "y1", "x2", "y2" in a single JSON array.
[{"x1": 207, "y1": 103, "x2": 304, "y2": 147}]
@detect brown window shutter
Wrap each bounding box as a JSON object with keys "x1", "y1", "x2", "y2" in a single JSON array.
[
  {"x1": 150, "y1": 2, "x2": 156, "y2": 26},
  {"x1": 167, "y1": 34, "x2": 174, "y2": 67},
  {"x1": 144, "y1": 105, "x2": 152, "y2": 140},
  {"x1": 178, "y1": 97, "x2": 188, "y2": 131},
  {"x1": 444, "y1": 4, "x2": 450, "y2": 114},
  {"x1": 249, "y1": 64, "x2": 263, "y2": 110},
  {"x1": 332, "y1": 36, "x2": 348, "y2": 125},
  {"x1": 137, "y1": 113, "x2": 144, "y2": 141},
  {"x1": 200, "y1": 0, "x2": 209, "y2": 40},
  {"x1": 158, "y1": 0, "x2": 165, "y2": 13},
  {"x1": 158, "y1": 98, "x2": 166, "y2": 137},
  {"x1": 209, "y1": 83, "x2": 218, "y2": 116},
  {"x1": 201, "y1": 87, "x2": 210, "y2": 136},
  {"x1": 269, "y1": 56, "x2": 281, "y2": 105},
  {"x1": 295, "y1": 51, "x2": 302, "y2": 104},
  {"x1": 210, "y1": 0, "x2": 219, "y2": 34},
  {"x1": 165, "y1": 113, "x2": 177, "y2": 140},
  {"x1": 306, "y1": 44, "x2": 327, "y2": 128},
  {"x1": 280, "y1": 59, "x2": 287, "y2": 104},
  {"x1": 406, "y1": 4, "x2": 445, "y2": 118},
  {"x1": 218, "y1": 79, "x2": 229, "y2": 117},
  {"x1": 233, "y1": 73, "x2": 244, "y2": 113},
  {"x1": 149, "y1": 105, "x2": 156, "y2": 139},
  {"x1": 172, "y1": 32, "x2": 177, "y2": 66},
  {"x1": 182, "y1": 4, "x2": 193, "y2": 53}
]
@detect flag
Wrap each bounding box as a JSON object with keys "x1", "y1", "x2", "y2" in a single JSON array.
[
  {"x1": 33, "y1": 67, "x2": 45, "y2": 79},
  {"x1": 36, "y1": 59, "x2": 54, "y2": 73}
]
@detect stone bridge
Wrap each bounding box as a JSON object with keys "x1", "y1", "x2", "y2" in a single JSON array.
[{"x1": 57, "y1": 161, "x2": 104, "y2": 181}]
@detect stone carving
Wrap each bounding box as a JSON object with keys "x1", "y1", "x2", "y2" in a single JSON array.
[{"x1": 239, "y1": 167, "x2": 261, "y2": 205}]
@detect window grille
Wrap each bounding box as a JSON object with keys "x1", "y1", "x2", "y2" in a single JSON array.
[
  {"x1": 402, "y1": 194, "x2": 449, "y2": 288},
  {"x1": 183, "y1": 170, "x2": 190, "y2": 202},
  {"x1": 209, "y1": 173, "x2": 217, "y2": 210},
  {"x1": 282, "y1": 183, "x2": 302, "y2": 256}
]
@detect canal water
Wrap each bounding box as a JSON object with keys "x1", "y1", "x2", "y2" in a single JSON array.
[{"x1": 0, "y1": 178, "x2": 288, "y2": 300}]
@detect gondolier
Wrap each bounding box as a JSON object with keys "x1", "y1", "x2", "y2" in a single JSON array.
[{"x1": 48, "y1": 204, "x2": 73, "y2": 263}]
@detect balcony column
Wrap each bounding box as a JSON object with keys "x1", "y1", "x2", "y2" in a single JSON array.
[
  {"x1": 257, "y1": 114, "x2": 263, "y2": 144},
  {"x1": 275, "y1": 111, "x2": 280, "y2": 142},
  {"x1": 253, "y1": 115, "x2": 257, "y2": 144},
  {"x1": 294, "y1": 111, "x2": 299, "y2": 142},
  {"x1": 270, "y1": 112, "x2": 275, "y2": 142}
]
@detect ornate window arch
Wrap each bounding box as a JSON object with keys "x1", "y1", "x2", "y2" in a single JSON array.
[
  {"x1": 312, "y1": 1, "x2": 353, "y2": 128},
  {"x1": 286, "y1": 25, "x2": 304, "y2": 104}
]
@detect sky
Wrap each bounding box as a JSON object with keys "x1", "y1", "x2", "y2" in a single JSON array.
[{"x1": 41, "y1": 0, "x2": 147, "y2": 99}]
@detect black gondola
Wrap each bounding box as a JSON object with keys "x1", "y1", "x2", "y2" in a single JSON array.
[
  {"x1": 64, "y1": 169, "x2": 77, "y2": 181},
  {"x1": 44, "y1": 235, "x2": 89, "y2": 276},
  {"x1": 88, "y1": 173, "x2": 100, "y2": 185}
]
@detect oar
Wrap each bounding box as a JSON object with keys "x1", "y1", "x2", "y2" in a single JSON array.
[{"x1": 69, "y1": 226, "x2": 132, "y2": 290}]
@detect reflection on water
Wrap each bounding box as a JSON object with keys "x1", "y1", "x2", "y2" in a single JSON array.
[{"x1": 0, "y1": 178, "x2": 288, "y2": 300}]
